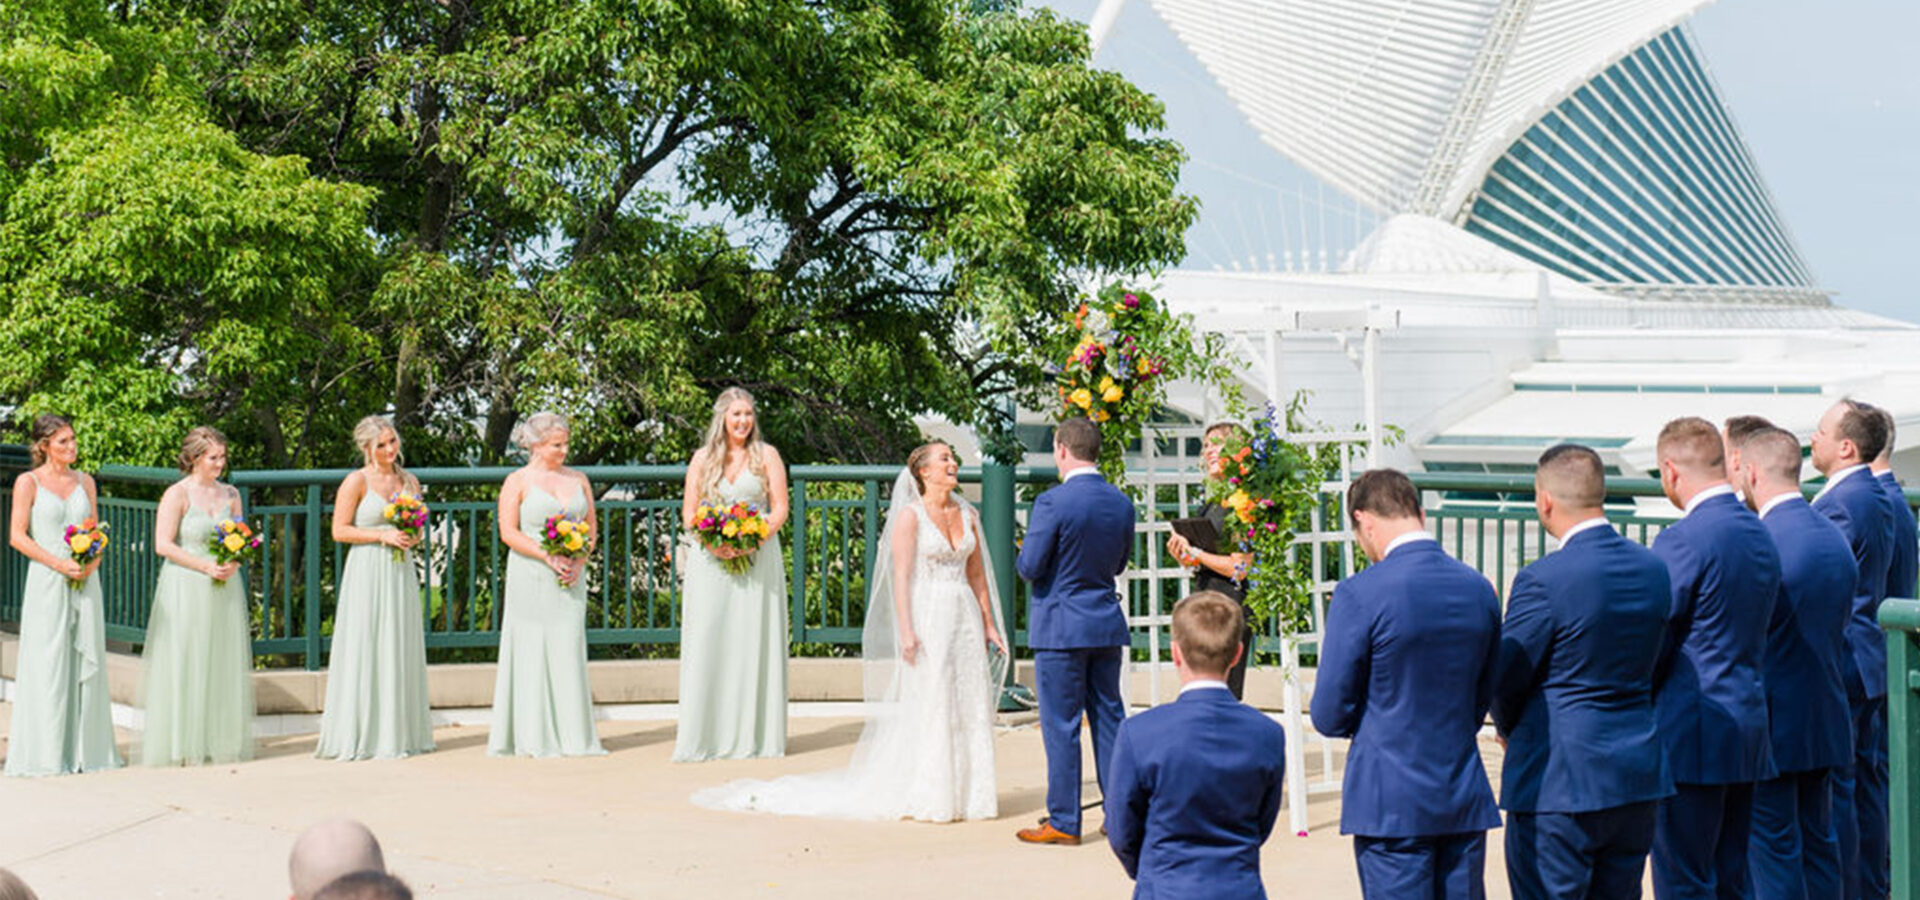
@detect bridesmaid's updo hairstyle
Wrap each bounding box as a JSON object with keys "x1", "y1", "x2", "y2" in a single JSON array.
[
  {"x1": 26, "y1": 413, "x2": 72, "y2": 467},
  {"x1": 177, "y1": 426, "x2": 229, "y2": 475},
  {"x1": 352, "y1": 415, "x2": 402, "y2": 467},
  {"x1": 905, "y1": 441, "x2": 952, "y2": 495},
  {"x1": 512, "y1": 411, "x2": 570, "y2": 451}
]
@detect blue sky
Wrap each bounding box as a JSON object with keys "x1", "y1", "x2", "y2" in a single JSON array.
[{"x1": 1041, "y1": 0, "x2": 1920, "y2": 322}]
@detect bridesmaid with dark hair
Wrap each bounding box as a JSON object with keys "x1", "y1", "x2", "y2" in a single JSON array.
[
  {"x1": 140, "y1": 426, "x2": 256, "y2": 766},
  {"x1": 4, "y1": 414, "x2": 123, "y2": 776}
]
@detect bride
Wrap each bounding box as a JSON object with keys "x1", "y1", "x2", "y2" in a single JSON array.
[{"x1": 693, "y1": 441, "x2": 1009, "y2": 822}]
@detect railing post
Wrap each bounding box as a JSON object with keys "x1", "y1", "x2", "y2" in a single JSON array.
[
  {"x1": 788, "y1": 477, "x2": 808, "y2": 646},
  {"x1": 1883, "y1": 598, "x2": 1920, "y2": 900},
  {"x1": 982, "y1": 457, "x2": 1019, "y2": 706},
  {"x1": 304, "y1": 484, "x2": 323, "y2": 671}
]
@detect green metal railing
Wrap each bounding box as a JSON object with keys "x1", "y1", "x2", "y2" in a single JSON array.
[
  {"x1": 3, "y1": 467, "x2": 1917, "y2": 669},
  {"x1": 1884, "y1": 598, "x2": 1920, "y2": 900}
]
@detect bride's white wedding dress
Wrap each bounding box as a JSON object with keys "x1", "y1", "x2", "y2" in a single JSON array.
[{"x1": 692, "y1": 474, "x2": 1003, "y2": 823}]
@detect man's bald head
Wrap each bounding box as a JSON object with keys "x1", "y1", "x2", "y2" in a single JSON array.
[
  {"x1": 290, "y1": 819, "x2": 385, "y2": 900},
  {"x1": 1874, "y1": 407, "x2": 1897, "y2": 465}
]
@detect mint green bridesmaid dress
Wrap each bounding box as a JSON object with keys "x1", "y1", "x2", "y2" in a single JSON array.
[
  {"x1": 316, "y1": 489, "x2": 435, "y2": 759},
  {"x1": 672, "y1": 470, "x2": 788, "y2": 761},
  {"x1": 139, "y1": 502, "x2": 256, "y2": 766},
  {"x1": 487, "y1": 483, "x2": 605, "y2": 757},
  {"x1": 5, "y1": 474, "x2": 123, "y2": 776}
]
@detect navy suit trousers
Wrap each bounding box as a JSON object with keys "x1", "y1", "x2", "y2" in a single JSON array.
[
  {"x1": 1749, "y1": 768, "x2": 1839, "y2": 900},
  {"x1": 1035, "y1": 647, "x2": 1125, "y2": 836},
  {"x1": 1835, "y1": 698, "x2": 1889, "y2": 900},
  {"x1": 1653, "y1": 782, "x2": 1755, "y2": 900},
  {"x1": 1506, "y1": 802, "x2": 1656, "y2": 900},
  {"x1": 1354, "y1": 831, "x2": 1487, "y2": 900}
]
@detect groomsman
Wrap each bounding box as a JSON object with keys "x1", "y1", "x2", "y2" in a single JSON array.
[
  {"x1": 1311, "y1": 469, "x2": 1502, "y2": 900},
  {"x1": 1809, "y1": 399, "x2": 1893, "y2": 900},
  {"x1": 1732, "y1": 427, "x2": 1855, "y2": 900},
  {"x1": 1106, "y1": 591, "x2": 1287, "y2": 899},
  {"x1": 1493, "y1": 445, "x2": 1672, "y2": 900},
  {"x1": 1648, "y1": 417, "x2": 1779, "y2": 900},
  {"x1": 1869, "y1": 408, "x2": 1916, "y2": 602}
]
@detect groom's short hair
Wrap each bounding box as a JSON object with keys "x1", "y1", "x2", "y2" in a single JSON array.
[
  {"x1": 1172, "y1": 591, "x2": 1243, "y2": 676},
  {"x1": 1054, "y1": 417, "x2": 1101, "y2": 464}
]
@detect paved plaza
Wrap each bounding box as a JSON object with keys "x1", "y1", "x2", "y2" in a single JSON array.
[{"x1": 0, "y1": 705, "x2": 1526, "y2": 899}]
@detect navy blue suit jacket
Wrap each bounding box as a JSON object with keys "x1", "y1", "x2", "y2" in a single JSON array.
[
  {"x1": 1310, "y1": 539, "x2": 1503, "y2": 837},
  {"x1": 1107, "y1": 687, "x2": 1287, "y2": 899},
  {"x1": 1649, "y1": 491, "x2": 1779, "y2": 785},
  {"x1": 1492, "y1": 525, "x2": 1673, "y2": 813},
  {"x1": 1879, "y1": 472, "x2": 1917, "y2": 601},
  {"x1": 1812, "y1": 469, "x2": 1892, "y2": 701},
  {"x1": 1017, "y1": 472, "x2": 1134, "y2": 649},
  {"x1": 1757, "y1": 497, "x2": 1856, "y2": 774}
]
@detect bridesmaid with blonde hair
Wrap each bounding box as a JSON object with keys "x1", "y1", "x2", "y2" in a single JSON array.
[
  {"x1": 673, "y1": 387, "x2": 790, "y2": 761},
  {"x1": 5, "y1": 414, "x2": 122, "y2": 776},
  {"x1": 140, "y1": 426, "x2": 256, "y2": 766},
  {"x1": 488, "y1": 412, "x2": 605, "y2": 757},
  {"x1": 316, "y1": 415, "x2": 435, "y2": 760}
]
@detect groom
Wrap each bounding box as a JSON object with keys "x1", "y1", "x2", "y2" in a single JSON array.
[{"x1": 1016, "y1": 416, "x2": 1136, "y2": 845}]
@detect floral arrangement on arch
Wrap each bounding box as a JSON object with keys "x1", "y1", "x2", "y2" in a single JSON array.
[
  {"x1": 1205, "y1": 399, "x2": 1343, "y2": 634},
  {"x1": 1047, "y1": 284, "x2": 1230, "y2": 485}
]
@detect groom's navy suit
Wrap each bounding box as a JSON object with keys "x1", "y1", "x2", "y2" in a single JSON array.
[
  {"x1": 1748, "y1": 496, "x2": 1854, "y2": 900},
  {"x1": 1017, "y1": 468, "x2": 1135, "y2": 837},
  {"x1": 1492, "y1": 521, "x2": 1673, "y2": 900},
  {"x1": 1648, "y1": 489, "x2": 1779, "y2": 900},
  {"x1": 1815, "y1": 466, "x2": 1894, "y2": 900},
  {"x1": 1310, "y1": 536, "x2": 1503, "y2": 900},
  {"x1": 1106, "y1": 684, "x2": 1286, "y2": 899}
]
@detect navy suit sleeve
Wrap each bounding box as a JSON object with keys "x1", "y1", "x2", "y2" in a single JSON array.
[
  {"x1": 1016, "y1": 491, "x2": 1057, "y2": 584},
  {"x1": 1475, "y1": 583, "x2": 1501, "y2": 723},
  {"x1": 1492, "y1": 569, "x2": 1550, "y2": 735},
  {"x1": 1650, "y1": 534, "x2": 1694, "y2": 690},
  {"x1": 1257, "y1": 732, "x2": 1286, "y2": 842},
  {"x1": 1105, "y1": 722, "x2": 1146, "y2": 879},
  {"x1": 1309, "y1": 582, "x2": 1369, "y2": 738}
]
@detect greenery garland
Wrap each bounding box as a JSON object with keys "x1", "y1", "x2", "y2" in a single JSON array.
[{"x1": 1205, "y1": 396, "x2": 1345, "y2": 634}]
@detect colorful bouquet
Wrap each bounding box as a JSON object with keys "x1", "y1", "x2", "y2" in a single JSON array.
[
  {"x1": 207, "y1": 518, "x2": 263, "y2": 584},
  {"x1": 1204, "y1": 401, "x2": 1333, "y2": 634},
  {"x1": 540, "y1": 513, "x2": 592, "y2": 586},
  {"x1": 62, "y1": 518, "x2": 110, "y2": 590},
  {"x1": 690, "y1": 501, "x2": 771, "y2": 576},
  {"x1": 383, "y1": 492, "x2": 429, "y2": 561},
  {"x1": 1045, "y1": 284, "x2": 1234, "y2": 486}
]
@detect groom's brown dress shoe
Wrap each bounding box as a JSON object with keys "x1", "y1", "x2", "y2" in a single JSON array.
[{"x1": 1016, "y1": 822, "x2": 1081, "y2": 845}]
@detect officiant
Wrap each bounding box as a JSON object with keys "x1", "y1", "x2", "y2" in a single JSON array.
[{"x1": 1165, "y1": 421, "x2": 1258, "y2": 699}]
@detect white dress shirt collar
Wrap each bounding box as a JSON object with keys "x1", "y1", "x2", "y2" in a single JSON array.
[
  {"x1": 1559, "y1": 516, "x2": 1613, "y2": 543},
  {"x1": 1757, "y1": 492, "x2": 1802, "y2": 520},
  {"x1": 1179, "y1": 679, "x2": 1231, "y2": 696},
  {"x1": 1813, "y1": 464, "x2": 1869, "y2": 503},
  {"x1": 1061, "y1": 465, "x2": 1101, "y2": 483},
  {"x1": 1682, "y1": 483, "x2": 1736, "y2": 518},
  {"x1": 1381, "y1": 531, "x2": 1437, "y2": 559}
]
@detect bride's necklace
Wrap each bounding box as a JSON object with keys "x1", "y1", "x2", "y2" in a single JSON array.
[{"x1": 926, "y1": 499, "x2": 962, "y2": 543}]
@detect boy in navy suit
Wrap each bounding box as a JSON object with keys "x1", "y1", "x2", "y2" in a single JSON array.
[
  {"x1": 1734, "y1": 426, "x2": 1855, "y2": 900},
  {"x1": 1016, "y1": 416, "x2": 1136, "y2": 845},
  {"x1": 1809, "y1": 399, "x2": 1893, "y2": 900},
  {"x1": 1106, "y1": 591, "x2": 1287, "y2": 899},
  {"x1": 1311, "y1": 469, "x2": 1502, "y2": 900},
  {"x1": 1648, "y1": 417, "x2": 1780, "y2": 900},
  {"x1": 1494, "y1": 444, "x2": 1672, "y2": 900}
]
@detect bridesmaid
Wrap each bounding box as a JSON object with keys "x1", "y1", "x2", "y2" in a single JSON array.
[
  {"x1": 4, "y1": 414, "x2": 123, "y2": 776},
  {"x1": 673, "y1": 388, "x2": 790, "y2": 761},
  {"x1": 316, "y1": 416, "x2": 435, "y2": 760},
  {"x1": 488, "y1": 412, "x2": 605, "y2": 757},
  {"x1": 140, "y1": 426, "x2": 256, "y2": 766}
]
